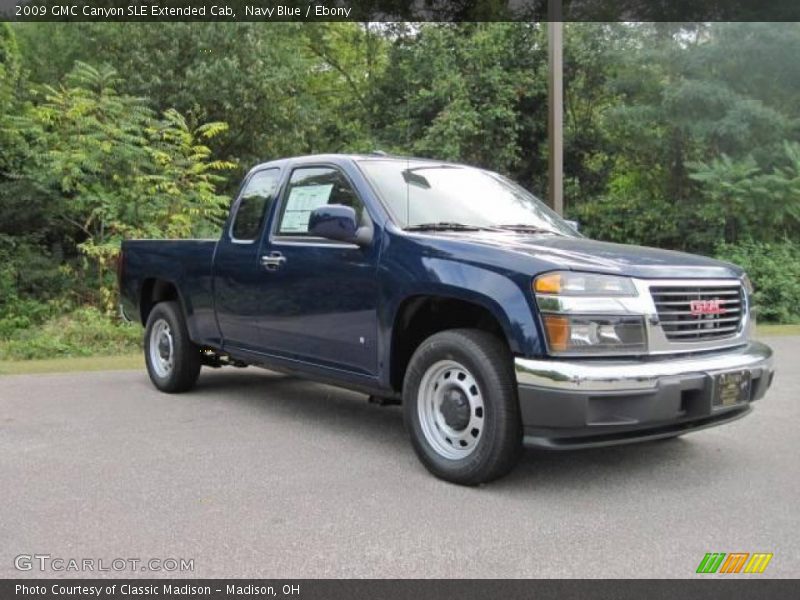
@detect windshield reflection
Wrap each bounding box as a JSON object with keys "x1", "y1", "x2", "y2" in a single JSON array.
[{"x1": 358, "y1": 159, "x2": 575, "y2": 236}]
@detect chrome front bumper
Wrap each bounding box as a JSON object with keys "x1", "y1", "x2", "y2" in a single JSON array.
[
  {"x1": 514, "y1": 341, "x2": 774, "y2": 449},
  {"x1": 516, "y1": 341, "x2": 773, "y2": 392}
]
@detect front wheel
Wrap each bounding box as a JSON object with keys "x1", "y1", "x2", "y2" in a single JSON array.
[
  {"x1": 403, "y1": 329, "x2": 522, "y2": 485},
  {"x1": 144, "y1": 301, "x2": 201, "y2": 393}
]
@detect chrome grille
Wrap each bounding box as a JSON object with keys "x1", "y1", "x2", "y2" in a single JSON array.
[{"x1": 650, "y1": 284, "x2": 744, "y2": 342}]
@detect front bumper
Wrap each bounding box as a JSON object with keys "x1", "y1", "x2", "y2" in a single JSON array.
[{"x1": 515, "y1": 341, "x2": 774, "y2": 449}]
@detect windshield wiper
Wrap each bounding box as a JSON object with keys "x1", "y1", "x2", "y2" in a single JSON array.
[
  {"x1": 496, "y1": 224, "x2": 562, "y2": 235},
  {"x1": 405, "y1": 222, "x2": 489, "y2": 232}
]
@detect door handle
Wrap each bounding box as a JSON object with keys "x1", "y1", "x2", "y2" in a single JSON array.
[{"x1": 261, "y1": 252, "x2": 286, "y2": 271}]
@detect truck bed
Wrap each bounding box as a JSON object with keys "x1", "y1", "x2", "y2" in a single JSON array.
[{"x1": 119, "y1": 239, "x2": 220, "y2": 345}]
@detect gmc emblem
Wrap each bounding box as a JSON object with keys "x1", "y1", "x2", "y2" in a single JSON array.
[{"x1": 690, "y1": 299, "x2": 726, "y2": 316}]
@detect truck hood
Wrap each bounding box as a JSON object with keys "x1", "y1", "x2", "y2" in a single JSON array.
[{"x1": 427, "y1": 232, "x2": 744, "y2": 280}]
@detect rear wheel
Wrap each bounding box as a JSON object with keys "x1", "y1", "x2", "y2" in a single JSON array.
[
  {"x1": 144, "y1": 301, "x2": 201, "y2": 393},
  {"x1": 403, "y1": 329, "x2": 522, "y2": 485}
]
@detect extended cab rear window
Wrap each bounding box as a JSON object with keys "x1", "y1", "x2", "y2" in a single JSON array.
[{"x1": 231, "y1": 168, "x2": 281, "y2": 241}]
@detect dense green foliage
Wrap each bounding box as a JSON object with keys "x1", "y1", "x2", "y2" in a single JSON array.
[
  {"x1": 20, "y1": 62, "x2": 234, "y2": 310},
  {"x1": 0, "y1": 307, "x2": 140, "y2": 360},
  {"x1": 1, "y1": 22, "x2": 799, "y2": 359},
  {"x1": 715, "y1": 241, "x2": 800, "y2": 324}
]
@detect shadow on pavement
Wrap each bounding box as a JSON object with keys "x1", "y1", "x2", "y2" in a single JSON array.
[{"x1": 185, "y1": 367, "x2": 741, "y2": 494}]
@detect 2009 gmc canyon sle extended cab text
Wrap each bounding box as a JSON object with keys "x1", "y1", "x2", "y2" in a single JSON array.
[{"x1": 119, "y1": 154, "x2": 775, "y2": 484}]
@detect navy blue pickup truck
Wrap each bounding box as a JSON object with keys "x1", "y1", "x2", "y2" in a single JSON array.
[{"x1": 119, "y1": 154, "x2": 774, "y2": 484}]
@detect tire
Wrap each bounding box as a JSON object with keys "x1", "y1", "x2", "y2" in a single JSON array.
[
  {"x1": 403, "y1": 329, "x2": 522, "y2": 485},
  {"x1": 144, "y1": 301, "x2": 201, "y2": 393}
]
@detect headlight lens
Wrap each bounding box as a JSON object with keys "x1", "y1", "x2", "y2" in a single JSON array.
[
  {"x1": 541, "y1": 314, "x2": 647, "y2": 355},
  {"x1": 534, "y1": 271, "x2": 637, "y2": 296},
  {"x1": 534, "y1": 271, "x2": 645, "y2": 356}
]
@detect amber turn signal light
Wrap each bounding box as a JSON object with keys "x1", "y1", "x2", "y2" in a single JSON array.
[
  {"x1": 542, "y1": 314, "x2": 570, "y2": 352},
  {"x1": 534, "y1": 273, "x2": 562, "y2": 294}
]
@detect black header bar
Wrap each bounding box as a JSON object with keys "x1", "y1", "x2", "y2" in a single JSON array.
[{"x1": 3, "y1": 0, "x2": 800, "y2": 22}]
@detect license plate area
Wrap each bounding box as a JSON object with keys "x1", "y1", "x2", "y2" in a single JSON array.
[{"x1": 713, "y1": 371, "x2": 751, "y2": 408}]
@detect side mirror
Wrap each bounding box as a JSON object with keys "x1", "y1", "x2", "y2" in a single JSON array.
[
  {"x1": 308, "y1": 204, "x2": 372, "y2": 246},
  {"x1": 564, "y1": 219, "x2": 580, "y2": 232}
]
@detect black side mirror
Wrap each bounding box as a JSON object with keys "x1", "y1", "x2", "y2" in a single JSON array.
[{"x1": 308, "y1": 204, "x2": 372, "y2": 246}]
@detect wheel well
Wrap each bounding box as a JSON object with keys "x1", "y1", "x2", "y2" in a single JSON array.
[
  {"x1": 139, "y1": 279, "x2": 179, "y2": 325},
  {"x1": 390, "y1": 296, "x2": 508, "y2": 392}
]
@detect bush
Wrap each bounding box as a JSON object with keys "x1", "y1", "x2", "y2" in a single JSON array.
[
  {"x1": 0, "y1": 298, "x2": 54, "y2": 339},
  {"x1": 715, "y1": 240, "x2": 800, "y2": 324},
  {"x1": 0, "y1": 307, "x2": 141, "y2": 360},
  {"x1": 0, "y1": 234, "x2": 80, "y2": 337},
  {"x1": 569, "y1": 193, "x2": 685, "y2": 251}
]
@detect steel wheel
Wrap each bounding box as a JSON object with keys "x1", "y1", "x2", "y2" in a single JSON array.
[
  {"x1": 404, "y1": 329, "x2": 522, "y2": 484},
  {"x1": 417, "y1": 359, "x2": 485, "y2": 460},
  {"x1": 144, "y1": 301, "x2": 201, "y2": 393},
  {"x1": 148, "y1": 318, "x2": 174, "y2": 378}
]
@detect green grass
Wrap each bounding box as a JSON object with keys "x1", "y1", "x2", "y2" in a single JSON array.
[
  {"x1": 0, "y1": 307, "x2": 141, "y2": 361},
  {"x1": 756, "y1": 323, "x2": 800, "y2": 337},
  {"x1": 0, "y1": 353, "x2": 141, "y2": 375}
]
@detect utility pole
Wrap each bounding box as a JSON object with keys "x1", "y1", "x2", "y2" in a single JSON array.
[{"x1": 547, "y1": 2, "x2": 564, "y2": 216}]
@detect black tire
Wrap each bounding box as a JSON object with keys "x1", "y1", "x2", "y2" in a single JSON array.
[
  {"x1": 144, "y1": 301, "x2": 201, "y2": 393},
  {"x1": 403, "y1": 329, "x2": 522, "y2": 485}
]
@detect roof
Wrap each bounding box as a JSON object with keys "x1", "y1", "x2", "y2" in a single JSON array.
[{"x1": 248, "y1": 152, "x2": 458, "y2": 173}]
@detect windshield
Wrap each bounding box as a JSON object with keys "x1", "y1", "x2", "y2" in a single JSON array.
[{"x1": 357, "y1": 159, "x2": 576, "y2": 235}]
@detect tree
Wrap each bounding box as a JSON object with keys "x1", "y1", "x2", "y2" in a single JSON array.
[
  {"x1": 372, "y1": 23, "x2": 547, "y2": 190},
  {"x1": 14, "y1": 22, "x2": 377, "y2": 177},
  {"x1": 0, "y1": 22, "x2": 20, "y2": 109},
  {"x1": 300, "y1": 22, "x2": 388, "y2": 154},
  {"x1": 688, "y1": 142, "x2": 800, "y2": 245},
  {"x1": 569, "y1": 23, "x2": 800, "y2": 253},
  {"x1": 22, "y1": 62, "x2": 234, "y2": 310}
]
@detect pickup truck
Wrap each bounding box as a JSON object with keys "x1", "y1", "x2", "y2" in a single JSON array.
[{"x1": 119, "y1": 153, "x2": 775, "y2": 485}]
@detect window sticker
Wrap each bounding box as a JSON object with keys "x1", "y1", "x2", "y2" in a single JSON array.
[{"x1": 280, "y1": 184, "x2": 334, "y2": 233}]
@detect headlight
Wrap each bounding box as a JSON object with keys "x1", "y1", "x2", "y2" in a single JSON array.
[
  {"x1": 533, "y1": 271, "x2": 646, "y2": 356},
  {"x1": 534, "y1": 271, "x2": 637, "y2": 296},
  {"x1": 540, "y1": 314, "x2": 647, "y2": 355}
]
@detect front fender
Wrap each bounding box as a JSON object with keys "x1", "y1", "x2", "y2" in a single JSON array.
[{"x1": 382, "y1": 257, "x2": 544, "y2": 358}]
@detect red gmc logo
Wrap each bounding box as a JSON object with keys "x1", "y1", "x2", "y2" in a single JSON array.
[{"x1": 690, "y1": 299, "x2": 726, "y2": 316}]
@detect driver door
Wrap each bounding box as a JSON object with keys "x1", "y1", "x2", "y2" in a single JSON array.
[{"x1": 223, "y1": 164, "x2": 380, "y2": 376}]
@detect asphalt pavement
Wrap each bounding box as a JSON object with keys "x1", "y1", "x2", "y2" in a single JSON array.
[{"x1": 1, "y1": 336, "x2": 798, "y2": 578}]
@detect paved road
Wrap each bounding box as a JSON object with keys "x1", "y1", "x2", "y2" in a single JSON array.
[{"x1": 1, "y1": 337, "x2": 798, "y2": 578}]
